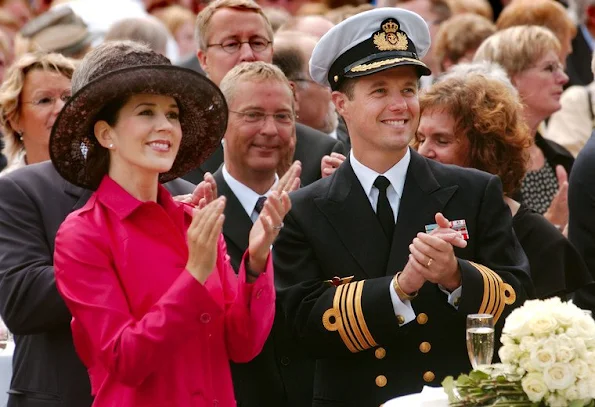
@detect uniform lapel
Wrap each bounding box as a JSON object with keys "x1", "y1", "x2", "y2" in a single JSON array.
[
  {"x1": 315, "y1": 158, "x2": 390, "y2": 278},
  {"x1": 386, "y1": 150, "x2": 458, "y2": 274},
  {"x1": 213, "y1": 169, "x2": 252, "y2": 253}
]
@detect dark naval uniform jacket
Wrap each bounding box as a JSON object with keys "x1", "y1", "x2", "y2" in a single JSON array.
[{"x1": 274, "y1": 149, "x2": 534, "y2": 407}]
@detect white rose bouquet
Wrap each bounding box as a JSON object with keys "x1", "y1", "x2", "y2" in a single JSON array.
[{"x1": 443, "y1": 298, "x2": 595, "y2": 407}]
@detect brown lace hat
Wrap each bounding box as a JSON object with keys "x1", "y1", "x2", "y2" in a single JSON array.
[{"x1": 49, "y1": 41, "x2": 228, "y2": 190}]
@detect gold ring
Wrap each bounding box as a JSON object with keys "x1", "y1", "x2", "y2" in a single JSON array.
[{"x1": 426, "y1": 258, "x2": 433, "y2": 268}]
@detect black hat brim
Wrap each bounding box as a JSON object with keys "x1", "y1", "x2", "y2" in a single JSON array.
[{"x1": 50, "y1": 65, "x2": 228, "y2": 190}]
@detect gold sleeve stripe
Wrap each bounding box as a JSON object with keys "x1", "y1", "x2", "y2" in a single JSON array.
[
  {"x1": 470, "y1": 261, "x2": 517, "y2": 324},
  {"x1": 479, "y1": 267, "x2": 498, "y2": 316},
  {"x1": 322, "y1": 285, "x2": 358, "y2": 353},
  {"x1": 344, "y1": 281, "x2": 368, "y2": 350},
  {"x1": 322, "y1": 280, "x2": 378, "y2": 353},
  {"x1": 355, "y1": 281, "x2": 378, "y2": 348},
  {"x1": 476, "y1": 263, "x2": 505, "y2": 318},
  {"x1": 341, "y1": 282, "x2": 364, "y2": 351}
]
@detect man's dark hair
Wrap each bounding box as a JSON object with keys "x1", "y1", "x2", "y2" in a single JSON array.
[{"x1": 272, "y1": 46, "x2": 306, "y2": 82}]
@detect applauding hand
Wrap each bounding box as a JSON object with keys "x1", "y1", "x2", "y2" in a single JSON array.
[
  {"x1": 247, "y1": 191, "x2": 292, "y2": 276},
  {"x1": 185, "y1": 197, "x2": 226, "y2": 284}
]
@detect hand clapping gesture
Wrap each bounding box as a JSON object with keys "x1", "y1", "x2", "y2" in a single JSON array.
[
  {"x1": 247, "y1": 191, "x2": 292, "y2": 276},
  {"x1": 399, "y1": 213, "x2": 468, "y2": 294},
  {"x1": 185, "y1": 196, "x2": 226, "y2": 284}
]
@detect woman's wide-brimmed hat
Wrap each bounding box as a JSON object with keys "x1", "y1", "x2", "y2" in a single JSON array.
[{"x1": 50, "y1": 41, "x2": 228, "y2": 190}]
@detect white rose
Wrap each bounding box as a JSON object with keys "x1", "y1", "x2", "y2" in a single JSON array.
[
  {"x1": 546, "y1": 392, "x2": 568, "y2": 407},
  {"x1": 571, "y1": 359, "x2": 590, "y2": 379},
  {"x1": 520, "y1": 355, "x2": 538, "y2": 373},
  {"x1": 528, "y1": 314, "x2": 559, "y2": 336},
  {"x1": 555, "y1": 346, "x2": 575, "y2": 363},
  {"x1": 555, "y1": 333, "x2": 574, "y2": 348},
  {"x1": 586, "y1": 352, "x2": 595, "y2": 369},
  {"x1": 519, "y1": 335, "x2": 538, "y2": 352},
  {"x1": 530, "y1": 346, "x2": 556, "y2": 369},
  {"x1": 503, "y1": 310, "x2": 530, "y2": 338},
  {"x1": 573, "y1": 337, "x2": 588, "y2": 358},
  {"x1": 573, "y1": 317, "x2": 595, "y2": 339},
  {"x1": 575, "y1": 379, "x2": 591, "y2": 400},
  {"x1": 501, "y1": 334, "x2": 516, "y2": 346},
  {"x1": 498, "y1": 343, "x2": 520, "y2": 364},
  {"x1": 544, "y1": 363, "x2": 576, "y2": 390},
  {"x1": 552, "y1": 304, "x2": 576, "y2": 327},
  {"x1": 521, "y1": 372, "x2": 548, "y2": 402},
  {"x1": 563, "y1": 384, "x2": 579, "y2": 401}
]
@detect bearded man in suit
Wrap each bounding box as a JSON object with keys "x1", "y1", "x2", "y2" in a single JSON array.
[{"x1": 273, "y1": 8, "x2": 534, "y2": 406}]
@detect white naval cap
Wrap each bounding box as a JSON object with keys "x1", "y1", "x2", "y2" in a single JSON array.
[{"x1": 310, "y1": 7, "x2": 432, "y2": 90}]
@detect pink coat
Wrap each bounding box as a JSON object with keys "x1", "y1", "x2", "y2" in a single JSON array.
[{"x1": 54, "y1": 176, "x2": 275, "y2": 407}]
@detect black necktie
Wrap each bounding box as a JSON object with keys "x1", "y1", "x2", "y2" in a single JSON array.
[
  {"x1": 254, "y1": 196, "x2": 267, "y2": 214},
  {"x1": 374, "y1": 176, "x2": 394, "y2": 240}
]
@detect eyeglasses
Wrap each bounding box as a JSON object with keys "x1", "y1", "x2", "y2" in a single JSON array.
[
  {"x1": 207, "y1": 38, "x2": 272, "y2": 54},
  {"x1": 230, "y1": 110, "x2": 295, "y2": 125},
  {"x1": 23, "y1": 94, "x2": 71, "y2": 109}
]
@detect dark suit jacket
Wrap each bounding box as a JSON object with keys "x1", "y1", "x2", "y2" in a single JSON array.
[
  {"x1": 183, "y1": 123, "x2": 347, "y2": 186},
  {"x1": 569, "y1": 133, "x2": 595, "y2": 312},
  {"x1": 0, "y1": 136, "x2": 6, "y2": 172},
  {"x1": 176, "y1": 54, "x2": 206, "y2": 75},
  {"x1": 274, "y1": 150, "x2": 533, "y2": 406},
  {"x1": 566, "y1": 26, "x2": 594, "y2": 89},
  {"x1": 214, "y1": 169, "x2": 315, "y2": 407},
  {"x1": 0, "y1": 161, "x2": 193, "y2": 407},
  {"x1": 335, "y1": 116, "x2": 351, "y2": 148}
]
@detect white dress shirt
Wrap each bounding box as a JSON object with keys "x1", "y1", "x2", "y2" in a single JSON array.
[
  {"x1": 350, "y1": 149, "x2": 416, "y2": 326},
  {"x1": 222, "y1": 166, "x2": 278, "y2": 222}
]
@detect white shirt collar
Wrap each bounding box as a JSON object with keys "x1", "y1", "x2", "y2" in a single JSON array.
[
  {"x1": 350, "y1": 148, "x2": 411, "y2": 198},
  {"x1": 222, "y1": 165, "x2": 278, "y2": 217}
]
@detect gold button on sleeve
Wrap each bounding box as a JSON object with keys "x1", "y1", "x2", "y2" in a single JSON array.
[
  {"x1": 375, "y1": 347, "x2": 386, "y2": 359},
  {"x1": 416, "y1": 313, "x2": 428, "y2": 324},
  {"x1": 423, "y1": 371, "x2": 435, "y2": 383},
  {"x1": 419, "y1": 342, "x2": 431, "y2": 353},
  {"x1": 375, "y1": 375, "x2": 387, "y2": 387},
  {"x1": 396, "y1": 315, "x2": 405, "y2": 325}
]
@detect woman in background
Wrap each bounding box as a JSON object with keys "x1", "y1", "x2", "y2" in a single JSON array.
[
  {"x1": 474, "y1": 25, "x2": 572, "y2": 233},
  {"x1": 415, "y1": 67, "x2": 592, "y2": 299},
  {"x1": 0, "y1": 51, "x2": 74, "y2": 175}
]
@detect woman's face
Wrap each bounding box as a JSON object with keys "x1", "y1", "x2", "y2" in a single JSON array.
[
  {"x1": 416, "y1": 107, "x2": 469, "y2": 166},
  {"x1": 12, "y1": 69, "x2": 71, "y2": 160},
  {"x1": 99, "y1": 93, "x2": 182, "y2": 177},
  {"x1": 512, "y1": 50, "x2": 568, "y2": 123}
]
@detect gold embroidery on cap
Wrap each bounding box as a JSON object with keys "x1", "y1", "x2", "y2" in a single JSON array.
[
  {"x1": 374, "y1": 20, "x2": 408, "y2": 51},
  {"x1": 350, "y1": 57, "x2": 425, "y2": 73}
]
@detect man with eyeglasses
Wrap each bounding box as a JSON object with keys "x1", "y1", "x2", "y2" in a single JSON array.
[
  {"x1": 208, "y1": 61, "x2": 313, "y2": 407},
  {"x1": 184, "y1": 0, "x2": 346, "y2": 186}
]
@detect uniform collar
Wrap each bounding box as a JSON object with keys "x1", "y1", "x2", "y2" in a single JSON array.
[
  {"x1": 349, "y1": 147, "x2": 410, "y2": 198},
  {"x1": 96, "y1": 175, "x2": 180, "y2": 220}
]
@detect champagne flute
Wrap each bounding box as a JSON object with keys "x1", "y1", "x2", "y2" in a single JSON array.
[{"x1": 466, "y1": 313, "x2": 494, "y2": 369}]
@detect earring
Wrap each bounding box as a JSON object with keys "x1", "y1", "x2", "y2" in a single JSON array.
[
  {"x1": 108, "y1": 143, "x2": 114, "y2": 149},
  {"x1": 16, "y1": 131, "x2": 23, "y2": 141}
]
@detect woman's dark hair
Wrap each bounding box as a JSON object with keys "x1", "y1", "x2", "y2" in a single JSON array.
[{"x1": 86, "y1": 96, "x2": 130, "y2": 189}]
